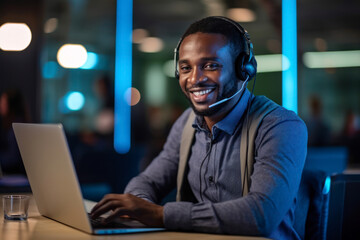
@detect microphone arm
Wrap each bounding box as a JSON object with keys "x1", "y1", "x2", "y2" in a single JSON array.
[{"x1": 209, "y1": 76, "x2": 249, "y2": 108}]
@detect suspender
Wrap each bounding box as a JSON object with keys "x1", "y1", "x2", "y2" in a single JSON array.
[
  {"x1": 177, "y1": 110, "x2": 196, "y2": 201},
  {"x1": 240, "y1": 96, "x2": 279, "y2": 195},
  {"x1": 177, "y1": 96, "x2": 279, "y2": 200}
]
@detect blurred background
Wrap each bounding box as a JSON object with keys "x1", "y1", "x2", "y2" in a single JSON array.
[{"x1": 0, "y1": 0, "x2": 359, "y2": 200}]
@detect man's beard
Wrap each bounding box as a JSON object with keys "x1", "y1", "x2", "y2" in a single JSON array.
[{"x1": 185, "y1": 78, "x2": 238, "y2": 117}]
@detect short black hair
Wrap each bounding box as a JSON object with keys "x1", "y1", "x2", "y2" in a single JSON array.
[{"x1": 179, "y1": 16, "x2": 249, "y2": 60}]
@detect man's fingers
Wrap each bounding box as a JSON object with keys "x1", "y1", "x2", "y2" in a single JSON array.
[
  {"x1": 91, "y1": 199, "x2": 123, "y2": 219},
  {"x1": 104, "y1": 208, "x2": 129, "y2": 223},
  {"x1": 90, "y1": 194, "x2": 121, "y2": 214}
]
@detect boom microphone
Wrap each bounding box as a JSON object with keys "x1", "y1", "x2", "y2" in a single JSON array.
[{"x1": 209, "y1": 76, "x2": 249, "y2": 108}]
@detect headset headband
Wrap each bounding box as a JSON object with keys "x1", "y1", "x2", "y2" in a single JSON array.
[{"x1": 174, "y1": 16, "x2": 256, "y2": 80}]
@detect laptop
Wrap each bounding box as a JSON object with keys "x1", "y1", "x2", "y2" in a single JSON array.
[{"x1": 12, "y1": 123, "x2": 165, "y2": 235}]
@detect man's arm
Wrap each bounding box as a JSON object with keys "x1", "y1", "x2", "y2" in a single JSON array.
[
  {"x1": 124, "y1": 109, "x2": 192, "y2": 203},
  {"x1": 90, "y1": 109, "x2": 192, "y2": 224}
]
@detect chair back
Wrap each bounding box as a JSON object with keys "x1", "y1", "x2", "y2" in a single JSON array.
[
  {"x1": 327, "y1": 174, "x2": 360, "y2": 240},
  {"x1": 294, "y1": 170, "x2": 331, "y2": 240}
]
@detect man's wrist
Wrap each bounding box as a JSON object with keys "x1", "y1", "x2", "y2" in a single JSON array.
[{"x1": 154, "y1": 205, "x2": 164, "y2": 227}]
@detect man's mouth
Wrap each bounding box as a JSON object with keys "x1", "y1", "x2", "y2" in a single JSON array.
[
  {"x1": 189, "y1": 88, "x2": 216, "y2": 103},
  {"x1": 192, "y1": 89, "x2": 213, "y2": 97}
]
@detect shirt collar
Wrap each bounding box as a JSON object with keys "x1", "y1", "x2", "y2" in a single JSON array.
[{"x1": 193, "y1": 89, "x2": 252, "y2": 136}]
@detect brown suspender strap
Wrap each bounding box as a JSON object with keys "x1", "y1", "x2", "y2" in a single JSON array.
[
  {"x1": 240, "y1": 96, "x2": 279, "y2": 196},
  {"x1": 177, "y1": 110, "x2": 196, "y2": 201}
]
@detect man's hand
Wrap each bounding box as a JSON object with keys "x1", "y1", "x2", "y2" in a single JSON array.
[{"x1": 90, "y1": 193, "x2": 164, "y2": 227}]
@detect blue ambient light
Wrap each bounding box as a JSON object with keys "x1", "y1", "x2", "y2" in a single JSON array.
[
  {"x1": 282, "y1": 0, "x2": 297, "y2": 113},
  {"x1": 80, "y1": 52, "x2": 98, "y2": 69},
  {"x1": 114, "y1": 0, "x2": 132, "y2": 153},
  {"x1": 43, "y1": 61, "x2": 58, "y2": 79},
  {"x1": 322, "y1": 176, "x2": 331, "y2": 195},
  {"x1": 65, "y1": 91, "x2": 85, "y2": 111}
]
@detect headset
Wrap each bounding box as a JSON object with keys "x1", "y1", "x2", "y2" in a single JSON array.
[{"x1": 174, "y1": 16, "x2": 257, "y2": 82}]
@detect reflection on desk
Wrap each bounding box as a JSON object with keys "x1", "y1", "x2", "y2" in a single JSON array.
[{"x1": 0, "y1": 194, "x2": 269, "y2": 240}]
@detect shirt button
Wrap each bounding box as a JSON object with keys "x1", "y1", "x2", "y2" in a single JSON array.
[{"x1": 209, "y1": 176, "x2": 214, "y2": 182}]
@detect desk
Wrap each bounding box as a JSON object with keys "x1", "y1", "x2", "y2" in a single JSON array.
[{"x1": 1, "y1": 194, "x2": 268, "y2": 240}]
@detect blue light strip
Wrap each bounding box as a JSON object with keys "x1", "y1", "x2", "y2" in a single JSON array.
[
  {"x1": 282, "y1": 0, "x2": 297, "y2": 113},
  {"x1": 114, "y1": 0, "x2": 132, "y2": 153}
]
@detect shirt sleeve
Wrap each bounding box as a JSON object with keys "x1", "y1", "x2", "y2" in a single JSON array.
[
  {"x1": 163, "y1": 108, "x2": 308, "y2": 236},
  {"x1": 124, "y1": 109, "x2": 192, "y2": 204}
]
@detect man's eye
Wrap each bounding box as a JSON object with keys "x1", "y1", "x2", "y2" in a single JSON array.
[
  {"x1": 204, "y1": 63, "x2": 221, "y2": 70},
  {"x1": 180, "y1": 65, "x2": 191, "y2": 72}
]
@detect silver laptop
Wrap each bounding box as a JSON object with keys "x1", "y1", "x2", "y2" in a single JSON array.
[{"x1": 12, "y1": 123, "x2": 165, "y2": 235}]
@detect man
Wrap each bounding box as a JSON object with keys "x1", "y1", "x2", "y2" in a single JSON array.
[{"x1": 91, "y1": 16, "x2": 307, "y2": 238}]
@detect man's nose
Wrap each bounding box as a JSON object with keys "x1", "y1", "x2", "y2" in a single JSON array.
[{"x1": 189, "y1": 67, "x2": 206, "y2": 85}]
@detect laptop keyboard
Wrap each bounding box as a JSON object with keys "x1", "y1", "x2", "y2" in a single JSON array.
[{"x1": 88, "y1": 214, "x2": 130, "y2": 228}]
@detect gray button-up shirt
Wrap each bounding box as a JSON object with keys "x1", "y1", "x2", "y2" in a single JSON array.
[{"x1": 125, "y1": 89, "x2": 307, "y2": 238}]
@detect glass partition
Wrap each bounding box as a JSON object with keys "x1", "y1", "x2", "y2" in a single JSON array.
[{"x1": 41, "y1": 0, "x2": 360, "y2": 168}]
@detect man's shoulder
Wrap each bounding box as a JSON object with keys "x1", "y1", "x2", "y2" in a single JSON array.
[
  {"x1": 176, "y1": 108, "x2": 193, "y2": 124},
  {"x1": 169, "y1": 108, "x2": 193, "y2": 133},
  {"x1": 253, "y1": 95, "x2": 306, "y2": 126}
]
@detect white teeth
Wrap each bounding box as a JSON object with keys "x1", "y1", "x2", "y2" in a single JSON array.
[{"x1": 193, "y1": 89, "x2": 212, "y2": 97}]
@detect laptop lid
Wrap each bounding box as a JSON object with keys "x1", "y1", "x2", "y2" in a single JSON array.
[{"x1": 12, "y1": 123, "x2": 164, "y2": 235}]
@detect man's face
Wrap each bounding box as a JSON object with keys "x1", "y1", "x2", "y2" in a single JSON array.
[{"x1": 178, "y1": 33, "x2": 239, "y2": 117}]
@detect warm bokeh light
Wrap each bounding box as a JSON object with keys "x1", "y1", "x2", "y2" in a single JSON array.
[
  {"x1": 266, "y1": 39, "x2": 281, "y2": 54},
  {"x1": 0, "y1": 23, "x2": 32, "y2": 51},
  {"x1": 44, "y1": 18, "x2": 58, "y2": 33},
  {"x1": 138, "y1": 37, "x2": 164, "y2": 53},
  {"x1": 125, "y1": 87, "x2": 141, "y2": 106},
  {"x1": 57, "y1": 44, "x2": 88, "y2": 69},
  {"x1": 314, "y1": 38, "x2": 328, "y2": 52},
  {"x1": 226, "y1": 8, "x2": 256, "y2": 22},
  {"x1": 132, "y1": 28, "x2": 149, "y2": 44}
]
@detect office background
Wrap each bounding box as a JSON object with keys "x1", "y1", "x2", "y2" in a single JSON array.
[{"x1": 0, "y1": 0, "x2": 359, "y2": 199}]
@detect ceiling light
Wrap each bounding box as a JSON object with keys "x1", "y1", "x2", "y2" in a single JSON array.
[
  {"x1": 139, "y1": 37, "x2": 164, "y2": 53},
  {"x1": 0, "y1": 23, "x2": 32, "y2": 51},
  {"x1": 226, "y1": 8, "x2": 256, "y2": 22},
  {"x1": 57, "y1": 44, "x2": 88, "y2": 69},
  {"x1": 303, "y1": 50, "x2": 360, "y2": 68},
  {"x1": 132, "y1": 28, "x2": 149, "y2": 44}
]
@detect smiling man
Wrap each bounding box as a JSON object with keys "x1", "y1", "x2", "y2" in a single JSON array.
[{"x1": 91, "y1": 16, "x2": 307, "y2": 238}]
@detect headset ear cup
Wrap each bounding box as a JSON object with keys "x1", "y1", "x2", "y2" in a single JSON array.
[
  {"x1": 236, "y1": 53, "x2": 247, "y2": 81},
  {"x1": 246, "y1": 55, "x2": 257, "y2": 80},
  {"x1": 236, "y1": 53, "x2": 256, "y2": 81},
  {"x1": 244, "y1": 61, "x2": 256, "y2": 80},
  {"x1": 240, "y1": 52, "x2": 257, "y2": 81}
]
